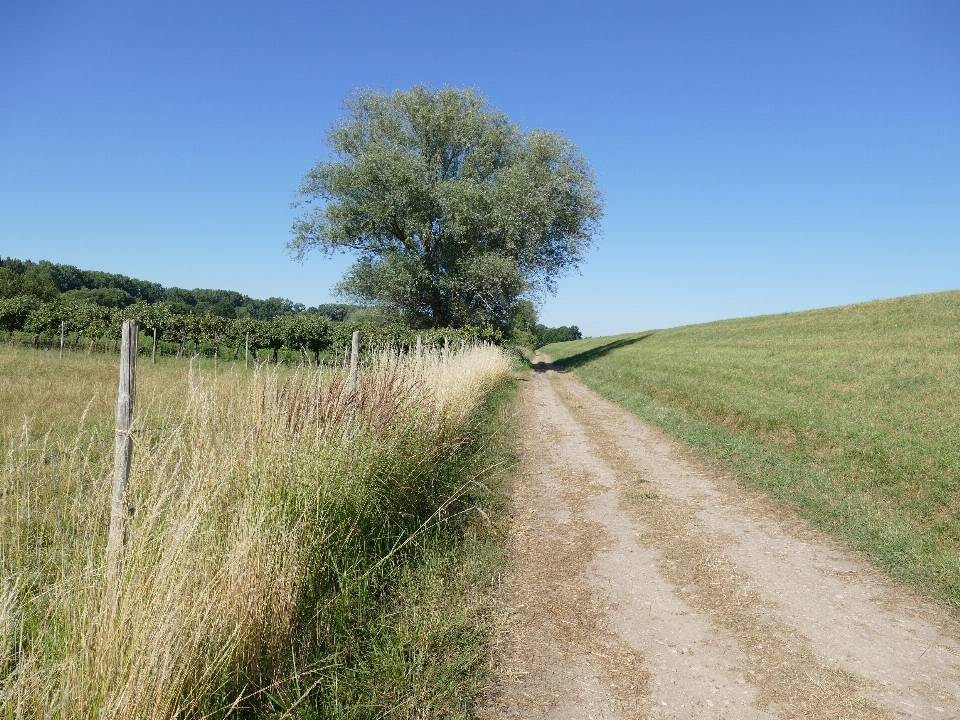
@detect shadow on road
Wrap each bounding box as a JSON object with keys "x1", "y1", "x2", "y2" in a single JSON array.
[
  {"x1": 536, "y1": 333, "x2": 653, "y2": 372},
  {"x1": 531, "y1": 358, "x2": 555, "y2": 374}
]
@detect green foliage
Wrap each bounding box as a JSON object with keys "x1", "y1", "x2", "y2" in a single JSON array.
[
  {"x1": 0, "y1": 257, "x2": 165, "y2": 302},
  {"x1": 0, "y1": 295, "x2": 40, "y2": 332},
  {"x1": 533, "y1": 323, "x2": 581, "y2": 347},
  {"x1": 289, "y1": 85, "x2": 603, "y2": 330},
  {"x1": 543, "y1": 290, "x2": 960, "y2": 610},
  {"x1": 510, "y1": 300, "x2": 537, "y2": 334},
  {"x1": 0, "y1": 294, "x2": 503, "y2": 359},
  {"x1": 61, "y1": 287, "x2": 136, "y2": 308},
  {"x1": 0, "y1": 247, "x2": 513, "y2": 361},
  {"x1": 0, "y1": 257, "x2": 321, "y2": 320},
  {"x1": 309, "y1": 303, "x2": 352, "y2": 322},
  {"x1": 280, "y1": 371, "x2": 518, "y2": 718},
  {"x1": 0, "y1": 263, "x2": 59, "y2": 300}
]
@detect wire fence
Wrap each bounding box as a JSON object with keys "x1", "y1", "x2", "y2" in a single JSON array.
[
  {"x1": 6, "y1": 438, "x2": 220, "y2": 583},
  {"x1": 2, "y1": 436, "x2": 107, "y2": 476},
  {"x1": 0, "y1": 420, "x2": 199, "y2": 483},
  {"x1": 0, "y1": 330, "x2": 475, "y2": 580}
]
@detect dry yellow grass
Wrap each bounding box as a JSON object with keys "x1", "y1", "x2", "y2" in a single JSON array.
[{"x1": 0, "y1": 343, "x2": 511, "y2": 718}]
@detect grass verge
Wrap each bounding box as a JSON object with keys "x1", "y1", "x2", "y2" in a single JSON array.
[
  {"x1": 542, "y1": 290, "x2": 960, "y2": 611},
  {"x1": 280, "y1": 370, "x2": 520, "y2": 719},
  {"x1": 0, "y1": 344, "x2": 516, "y2": 718}
]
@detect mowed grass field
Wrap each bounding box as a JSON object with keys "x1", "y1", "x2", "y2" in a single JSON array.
[{"x1": 542, "y1": 290, "x2": 960, "y2": 610}]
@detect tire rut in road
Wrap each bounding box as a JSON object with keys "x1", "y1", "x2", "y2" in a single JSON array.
[
  {"x1": 481, "y1": 379, "x2": 648, "y2": 719},
  {"x1": 483, "y1": 359, "x2": 960, "y2": 719}
]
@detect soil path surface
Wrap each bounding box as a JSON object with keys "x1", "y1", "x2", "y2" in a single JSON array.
[{"x1": 481, "y1": 356, "x2": 960, "y2": 719}]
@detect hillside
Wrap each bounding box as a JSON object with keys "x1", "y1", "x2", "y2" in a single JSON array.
[
  {"x1": 542, "y1": 290, "x2": 960, "y2": 608},
  {"x1": 0, "y1": 255, "x2": 361, "y2": 320}
]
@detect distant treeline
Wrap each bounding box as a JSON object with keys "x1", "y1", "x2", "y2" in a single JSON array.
[
  {"x1": 0, "y1": 256, "x2": 360, "y2": 321},
  {"x1": 534, "y1": 324, "x2": 582, "y2": 347},
  {"x1": 0, "y1": 256, "x2": 582, "y2": 357},
  {"x1": 0, "y1": 294, "x2": 502, "y2": 362}
]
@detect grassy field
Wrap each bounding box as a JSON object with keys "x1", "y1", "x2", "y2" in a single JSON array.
[
  {"x1": 542, "y1": 290, "x2": 960, "y2": 610},
  {"x1": 0, "y1": 344, "x2": 515, "y2": 718}
]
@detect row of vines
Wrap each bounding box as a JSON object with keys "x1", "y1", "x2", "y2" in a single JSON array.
[{"x1": 0, "y1": 295, "x2": 503, "y2": 362}]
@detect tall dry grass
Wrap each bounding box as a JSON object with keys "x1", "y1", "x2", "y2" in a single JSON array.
[{"x1": 0, "y1": 343, "x2": 511, "y2": 718}]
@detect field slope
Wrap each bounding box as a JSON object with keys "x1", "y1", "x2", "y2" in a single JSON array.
[{"x1": 542, "y1": 290, "x2": 960, "y2": 609}]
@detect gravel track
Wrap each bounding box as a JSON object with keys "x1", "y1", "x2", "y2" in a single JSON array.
[{"x1": 481, "y1": 358, "x2": 960, "y2": 719}]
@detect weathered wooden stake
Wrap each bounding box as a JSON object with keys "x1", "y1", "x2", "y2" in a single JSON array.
[
  {"x1": 59, "y1": 321, "x2": 65, "y2": 359},
  {"x1": 152, "y1": 328, "x2": 157, "y2": 364},
  {"x1": 105, "y1": 319, "x2": 138, "y2": 611},
  {"x1": 245, "y1": 332, "x2": 249, "y2": 370},
  {"x1": 415, "y1": 334, "x2": 422, "y2": 359},
  {"x1": 348, "y1": 331, "x2": 360, "y2": 395},
  {"x1": 444, "y1": 336, "x2": 449, "y2": 357}
]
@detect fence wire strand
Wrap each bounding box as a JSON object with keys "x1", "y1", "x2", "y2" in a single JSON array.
[{"x1": 1, "y1": 421, "x2": 193, "y2": 477}]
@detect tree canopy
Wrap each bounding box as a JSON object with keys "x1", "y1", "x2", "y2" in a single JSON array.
[
  {"x1": 289, "y1": 85, "x2": 603, "y2": 329},
  {"x1": 0, "y1": 256, "x2": 335, "y2": 320}
]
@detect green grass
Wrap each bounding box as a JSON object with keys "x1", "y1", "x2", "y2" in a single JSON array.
[
  {"x1": 281, "y1": 371, "x2": 520, "y2": 719},
  {"x1": 542, "y1": 290, "x2": 960, "y2": 610}
]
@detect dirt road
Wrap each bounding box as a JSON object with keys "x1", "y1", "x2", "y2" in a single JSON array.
[{"x1": 481, "y1": 357, "x2": 960, "y2": 719}]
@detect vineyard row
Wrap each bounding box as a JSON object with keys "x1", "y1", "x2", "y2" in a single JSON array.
[{"x1": 0, "y1": 295, "x2": 503, "y2": 360}]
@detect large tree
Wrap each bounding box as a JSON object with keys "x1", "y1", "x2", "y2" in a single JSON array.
[{"x1": 288, "y1": 85, "x2": 603, "y2": 329}]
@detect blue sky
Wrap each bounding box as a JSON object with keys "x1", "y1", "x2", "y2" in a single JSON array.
[{"x1": 1, "y1": 0, "x2": 958, "y2": 336}]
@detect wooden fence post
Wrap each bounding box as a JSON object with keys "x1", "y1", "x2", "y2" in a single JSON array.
[
  {"x1": 416, "y1": 334, "x2": 422, "y2": 359},
  {"x1": 444, "y1": 336, "x2": 449, "y2": 358},
  {"x1": 152, "y1": 328, "x2": 157, "y2": 364},
  {"x1": 105, "y1": 319, "x2": 138, "y2": 611},
  {"x1": 348, "y1": 330, "x2": 359, "y2": 395},
  {"x1": 245, "y1": 332, "x2": 249, "y2": 370},
  {"x1": 59, "y1": 321, "x2": 65, "y2": 359}
]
